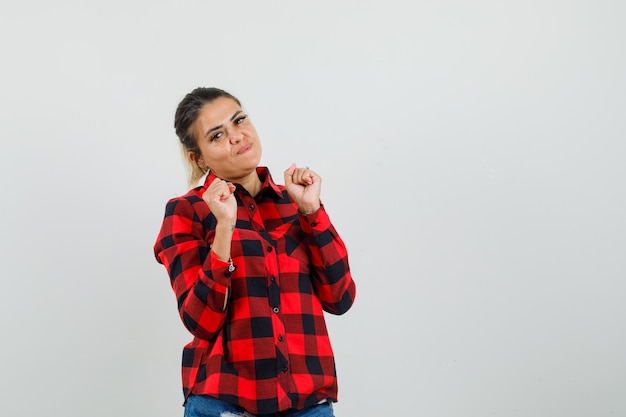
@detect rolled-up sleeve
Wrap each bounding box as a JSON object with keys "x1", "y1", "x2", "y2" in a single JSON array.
[
  {"x1": 299, "y1": 205, "x2": 356, "y2": 315},
  {"x1": 154, "y1": 197, "x2": 232, "y2": 340}
]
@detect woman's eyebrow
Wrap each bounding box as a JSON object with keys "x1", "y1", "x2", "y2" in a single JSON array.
[
  {"x1": 229, "y1": 110, "x2": 243, "y2": 121},
  {"x1": 204, "y1": 111, "x2": 244, "y2": 138}
]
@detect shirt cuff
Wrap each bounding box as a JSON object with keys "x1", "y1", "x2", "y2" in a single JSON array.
[
  {"x1": 299, "y1": 204, "x2": 331, "y2": 233},
  {"x1": 207, "y1": 250, "x2": 234, "y2": 287}
]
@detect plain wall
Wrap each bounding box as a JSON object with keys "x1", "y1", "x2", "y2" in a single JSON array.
[{"x1": 1, "y1": 1, "x2": 624, "y2": 416}]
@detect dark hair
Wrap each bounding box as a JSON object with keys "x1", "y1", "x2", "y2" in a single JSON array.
[{"x1": 173, "y1": 87, "x2": 242, "y2": 185}]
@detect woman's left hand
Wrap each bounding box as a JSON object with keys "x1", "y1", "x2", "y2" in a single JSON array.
[{"x1": 284, "y1": 163, "x2": 321, "y2": 215}]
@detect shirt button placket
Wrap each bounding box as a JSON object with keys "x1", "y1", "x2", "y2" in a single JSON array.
[{"x1": 248, "y1": 203, "x2": 256, "y2": 222}]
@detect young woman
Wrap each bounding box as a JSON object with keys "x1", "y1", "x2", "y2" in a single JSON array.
[{"x1": 154, "y1": 87, "x2": 356, "y2": 417}]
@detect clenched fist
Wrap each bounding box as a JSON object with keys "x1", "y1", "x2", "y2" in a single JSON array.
[
  {"x1": 284, "y1": 163, "x2": 321, "y2": 215},
  {"x1": 202, "y1": 178, "x2": 237, "y2": 224}
]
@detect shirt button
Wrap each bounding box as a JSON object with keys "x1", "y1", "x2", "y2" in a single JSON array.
[
  {"x1": 267, "y1": 246, "x2": 273, "y2": 252},
  {"x1": 278, "y1": 335, "x2": 284, "y2": 342},
  {"x1": 271, "y1": 276, "x2": 276, "y2": 282},
  {"x1": 282, "y1": 366, "x2": 288, "y2": 372},
  {"x1": 249, "y1": 204, "x2": 255, "y2": 211},
  {"x1": 311, "y1": 222, "x2": 318, "y2": 227},
  {"x1": 273, "y1": 307, "x2": 280, "y2": 314}
]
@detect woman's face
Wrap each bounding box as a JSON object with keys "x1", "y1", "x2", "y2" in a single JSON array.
[{"x1": 191, "y1": 97, "x2": 262, "y2": 181}]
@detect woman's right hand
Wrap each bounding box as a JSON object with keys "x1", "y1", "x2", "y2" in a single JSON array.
[{"x1": 202, "y1": 178, "x2": 237, "y2": 224}]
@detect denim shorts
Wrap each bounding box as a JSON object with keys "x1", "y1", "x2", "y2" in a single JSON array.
[{"x1": 184, "y1": 395, "x2": 335, "y2": 417}]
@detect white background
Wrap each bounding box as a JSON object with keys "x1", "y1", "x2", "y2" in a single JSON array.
[{"x1": 1, "y1": 1, "x2": 624, "y2": 416}]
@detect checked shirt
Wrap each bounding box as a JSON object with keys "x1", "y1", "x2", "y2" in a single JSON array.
[{"x1": 154, "y1": 167, "x2": 356, "y2": 415}]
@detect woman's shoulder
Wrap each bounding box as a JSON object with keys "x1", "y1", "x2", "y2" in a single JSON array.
[{"x1": 162, "y1": 186, "x2": 208, "y2": 217}]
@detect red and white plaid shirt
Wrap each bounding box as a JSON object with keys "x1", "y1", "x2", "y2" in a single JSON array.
[{"x1": 154, "y1": 167, "x2": 356, "y2": 415}]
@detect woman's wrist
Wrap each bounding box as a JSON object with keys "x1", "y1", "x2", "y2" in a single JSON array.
[
  {"x1": 212, "y1": 220, "x2": 235, "y2": 262},
  {"x1": 215, "y1": 220, "x2": 236, "y2": 233},
  {"x1": 299, "y1": 204, "x2": 321, "y2": 216}
]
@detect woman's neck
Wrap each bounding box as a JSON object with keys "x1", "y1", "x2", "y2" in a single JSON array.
[{"x1": 233, "y1": 170, "x2": 262, "y2": 197}]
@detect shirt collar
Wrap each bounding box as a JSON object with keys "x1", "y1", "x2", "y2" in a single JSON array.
[
  {"x1": 199, "y1": 166, "x2": 283, "y2": 199},
  {"x1": 255, "y1": 166, "x2": 283, "y2": 198}
]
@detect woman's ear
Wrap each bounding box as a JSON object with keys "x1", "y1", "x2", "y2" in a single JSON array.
[{"x1": 189, "y1": 151, "x2": 207, "y2": 172}]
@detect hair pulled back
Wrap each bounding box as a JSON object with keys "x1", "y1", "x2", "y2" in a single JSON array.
[{"x1": 174, "y1": 87, "x2": 242, "y2": 186}]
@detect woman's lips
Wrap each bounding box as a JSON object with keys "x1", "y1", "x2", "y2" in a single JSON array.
[{"x1": 237, "y1": 144, "x2": 252, "y2": 155}]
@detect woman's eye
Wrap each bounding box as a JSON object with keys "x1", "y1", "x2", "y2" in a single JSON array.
[
  {"x1": 235, "y1": 115, "x2": 247, "y2": 125},
  {"x1": 211, "y1": 132, "x2": 223, "y2": 141}
]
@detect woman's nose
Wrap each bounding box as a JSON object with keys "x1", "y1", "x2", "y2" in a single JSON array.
[{"x1": 229, "y1": 129, "x2": 243, "y2": 143}]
